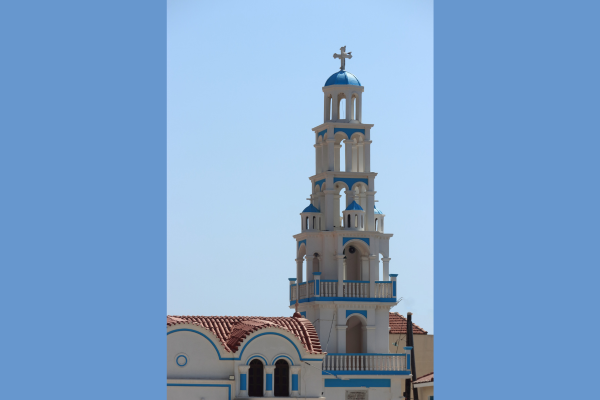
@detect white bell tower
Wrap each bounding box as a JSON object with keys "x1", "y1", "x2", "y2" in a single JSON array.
[{"x1": 289, "y1": 47, "x2": 399, "y2": 358}]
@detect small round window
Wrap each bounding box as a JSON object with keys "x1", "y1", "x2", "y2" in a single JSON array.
[{"x1": 176, "y1": 354, "x2": 188, "y2": 367}]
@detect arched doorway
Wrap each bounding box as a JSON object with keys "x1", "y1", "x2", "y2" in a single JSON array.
[
  {"x1": 346, "y1": 315, "x2": 365, "y2": 353},
  {"x1": 248, "y1": 359, "x2": 264, "y2": 397},
  {"x1": 274, "y1": 359, "x2": 290, "y2": 397}
]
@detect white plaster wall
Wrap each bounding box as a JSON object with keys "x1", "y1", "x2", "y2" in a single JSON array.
[
  {"x1": 374, "y1": 308, "x2": 391, "y2": 353},
  {"x1": 323, "y1": 386, "x2": 392, "y2": 400},
  {"x1": 167, "y1": 383, "x2": 232, "y2": 400},
  {"x1": 167, "y1": 329, "x2": 233, "y2": 379}
]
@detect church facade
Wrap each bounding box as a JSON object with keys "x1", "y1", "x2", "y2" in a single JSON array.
[{"x1": 167, "y1": 48, "x2": 420, "y2": 400}]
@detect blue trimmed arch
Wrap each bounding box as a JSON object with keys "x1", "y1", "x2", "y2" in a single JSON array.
[
  {"x1": 246, "y1": 354, "x2": 268, "y2": 365},
  {"x1": 271, "y1": 354, "x2": 294, "y2": 366}
]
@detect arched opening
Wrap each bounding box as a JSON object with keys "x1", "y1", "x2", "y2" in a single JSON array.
[
  {"x1": 312, "y1": 216, "x2": 316, "y2": 230},
  {"x1": 375, "y1": 218, "x2": 378, "y2": 231},
  {"x1": 352, "y1": 96, "x2": 357, "y2": 120},
  {"x1": 313, "y1": 254, "x2": 320, "y2": 273},
  {"x1": 274, "y1": 359, "x2": 290, "y2": 397},
  {"x1": 305, "y1": 217, "x2": 309, "y2": 230},
  {"x1": 329, "y1": 96, "x2": 333, "y2": 120},
  {"x1": 343, "y1": 245, "x2": 362, "y2": 281},
  {"x1": 347, "y1": 214, "x2": 351, "y2": 228},
  {"x1": 248, "y1": 359, "x2": 264, "y2": 397},
  {"x1": 354, "y1": 214, "x2": 358, "y2": 228},
  {"x1": 346, "y1": 315, "x2": 365, "y2": 353},
  {"x1": 339, "y1": 98, "x2": 346, "y2": 119}
]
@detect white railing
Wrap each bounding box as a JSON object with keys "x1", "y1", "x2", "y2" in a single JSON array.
[
  {"x1": 308, "y1": 281, "x2": 315, "y2": 297},
  {"x1": 323, "y1": 354, "x2": 407, "y2": 372},
  {"x1": 298, "y1": 282, "x2": 307, "y2": 299},
  {"x1": 374, "y1": 281, "x2": 393, "y2": 298},
  {"x1": 320, "y1": 280, "x2": 337, "y2": 297},
  {"x1": 343, "y1": 280, "x2": 369, "y2": 298}
]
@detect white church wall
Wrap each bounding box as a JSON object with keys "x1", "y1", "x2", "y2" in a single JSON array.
[
  {"x1": 167, "y1": 328, "x2": 233, "y2": 380},
  {"x1": 374, "y1": 307, "x2": 391, "y2": 353},
  {"x1": 167, "y1": 380, "x2": 234, "y2": 400}
]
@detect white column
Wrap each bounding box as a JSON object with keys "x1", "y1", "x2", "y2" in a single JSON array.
[
  {"x1": 334, "y1": 194, "x2": 341, "y2": 228},
  {"x1": 366, "y1": 191, "x2": 376, "y2": 231},
  {"x1": 382, "y1": 257, "x2": 391, "y2": 281},
  {"x1": 290, "y1": 365, "x2": 301, "y2": 396},
  {"x1": 352, "y1": 142, "x2": 358, "y2": 172},
  {"x1": 363, "y1": 140, "x2": 372, "y2": 173},
  {"x1": 369, "y1": 255, "x2": 378, "y2": 296},
  {"x1": 238, "y1": 365, "x2": 250, "y2": 398},
  {"x1": 358, "y1": 142, "x2": 364, "y2": 172},
  {"x1": 332, "y1": 94, "x2": 339, "y2": 121},
  {"x1": 324, "y1": 189, "x2": 335, "y2": 230},
  {"x1": 327, "y1": 139, "x2": 335, "y2": 171},
  {"x1": 314, "y1": 143, "x2": 322, "y2": 173},
  {"x1": 336, "y1": 325, "x2": 347, "y2": 353},
  {"x1": 324, "y1": 95, "x2": 329, "y2": 122},
  {"x1": 345, "y1": 189, "x2": 354, "y2": 208},
  {"x1": 361, "y1": 255, "x2": 370, "y2": 283},
  {"x1": 334, "y1": 144, "x2": 341, "y2": 171},
  {"x1": 357, "y1": 94, "x2": 362, "y2": 122},
  {"x1": 336, "y1": 255, "x2": 344, "y2": 296},
  {"x1": 265, "y1": 365, "x2": 275, "y2": 396},
  {"x1": 296, "y1": 258, "x2": 303, "y2": 283},
  {"x1": 344, "y1": 139, "x2": 353, "y2": 172},
  {"x1": 365, "y1": 326, "x2": 377, "y2": 353},
  {"x1": 305, "y1": 255, "x2": 314, "y2": 280},
  {"x1": 345, "y1": 92, "x2": 352, "y2": 121}
]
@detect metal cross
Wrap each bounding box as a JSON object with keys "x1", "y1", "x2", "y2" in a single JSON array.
[{"x1": 333, "y1": 46, "x2": 352, "y2": 70}]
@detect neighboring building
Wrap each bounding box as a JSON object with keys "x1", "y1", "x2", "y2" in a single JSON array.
[
  {"x1": 388, "y1": 312, "x2": 433, "y2": 381},
  {"x1": 412, "y1": 373, "x2": 434, "y2": 400},
  {"x1": 167, "y1": 48, "x2": 431, "y2": 400}
]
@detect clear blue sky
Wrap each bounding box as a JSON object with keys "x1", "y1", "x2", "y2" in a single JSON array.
[{"x1": 167, "y1": 0, "x2": 433, "y2": 333}]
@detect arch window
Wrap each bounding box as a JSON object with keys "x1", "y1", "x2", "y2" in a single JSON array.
[
  {"x1": 375, "y1": 218, "x2": 378, "y2": 231},
  {"x1": 361, "y1": 215, "x2": 364, "y2": 228},
  {"x1": 347, "y1": 214, "x2": 351, "y2": 228},
  {"x1": 248, "y1": 359, "x2": 264, "y2": 397},
  {"x1": 274, "y1": 359, "x2": 290, "y2": 397},
  {"x1": 346, "y1": 315, "x2": 365, "y2": 354},
  {"x1": 312, "y1": 216, "x2": 316, "y2": 229},
  {"x1": 329, "y1": 96, "x2": 333, "y2": 120},
  {"x1": 305, "y1": 217, "x2": 309, "y2": 230},
  {"x1": 354, "y1": 214, "x2": 358, "y2": 228},
  {"x1": 339, "y1": 98, "x2": 346, "y2": 119},
  {"x1": 352, "y1": 96, "x2": 357, "y2": 120}
]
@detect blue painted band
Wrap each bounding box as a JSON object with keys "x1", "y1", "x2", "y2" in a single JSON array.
[
  {"x1": 315, "y1": 280, "x2": 319, "y2": 295},
  {"x1": 393, "y1": 281, "x2": 396, "y2": 297},
  {"x1": 317, "y1": 129, "x2": 327, "y2": 138},
  {"x1": 292, "y1": 374, "x2": 299, "y2": 391},
  {"x1": 343, "y1": 280, "x2": 369, "y2": 283},
  {"x1": 246, "y1": 355, "x2": 268, "y2": 365},
  {"x1": 297, "y1": 239, "x2": 306, "y2": 249},
  {"x1": 324, "y1": 371, "x2": 409, "y2": 377},
  {"x1": 167, "y1": 329, "x2": 322, "y2": 361},
  {"x1": 346, "y1": 310, "x2": 367, "y2": 319},
  {"x1": 176, "y1": 355, "x2": 187, "y2": 366},
  {"x1": 321, "y1": 279, "x2": 338, "y2": 282},
  {"x1": 334, "y1": 128, "x2": 365, "y2": 136},
  {"x1": 300, "y1": 311, "x2": 306, "y2": 318},
  {"x1": 334, "y1": 177, "x2": 369, "y2": 190},
  {"x1": 272, "y1": 355, "x2": 294, "y2": 366},
  {"x1": 167, "y1": 384, "x2": 232, "y2": 400},
  {"x1": 404, "y1": 346, "x2": 413, "y2": 350},
  {"x1": 298, "y1": 282, "x2": 306, "y2": 286},
  {"x1": 375, "y1": 281, "x2": 392, "y2": 283},
  {"x1": 266, "y1": 374, "x2": 273, "y2": 391},
  {"x1": 343, "y1": 237, "x2": 370, "y2": 246},
  {"x1": 314, "y1": 179, "x2": 326, "y2": 189},
  {"x1": 288, "y1": 278, "x2": 297, "y2": 282},
  {"x1": 290, "y1": 297, "x2": 396, "y2": 305},
  {"x1": 313, "y1": 272, "x2": 322, "y2": 275},
  {"x1": 407, "y1": 354, "x2": 411, "y2": 370},
  {"x1": 389, "y1": 274, "x2": 399, "y2": 277},
  {"x1": 324, "y1": 378, "x2": 391, "y2": 387},
  {"x1": 240, "y1": 374, "x2": 247, "y2": 390}
]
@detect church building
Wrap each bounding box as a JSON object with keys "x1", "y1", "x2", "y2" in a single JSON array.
[{"x1": 167, "y1": 47, "x2": 429, "y2": 400}]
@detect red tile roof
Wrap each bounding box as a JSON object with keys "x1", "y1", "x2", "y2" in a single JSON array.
[
  {"x1": 413, "y1": 372, "x2": 434, "y2": 384},
  {"x1": 167, "y1": 315, "x2": 323, "y2": 354},
  {"x1": 389, "y1": 312, "x2": 428, "y2": 335}
]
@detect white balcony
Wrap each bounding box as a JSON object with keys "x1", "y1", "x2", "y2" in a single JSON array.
[
  {"x1": 289, "y1": 279, "x2": 394, "y2": 302},
  {"x1": 323, "y1": 353, "x2": 409, "y2": 373}
]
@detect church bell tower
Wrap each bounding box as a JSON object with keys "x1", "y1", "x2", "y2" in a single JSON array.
[{"x1": 289, "y1": 47, "x2": 398, "y2": 356}]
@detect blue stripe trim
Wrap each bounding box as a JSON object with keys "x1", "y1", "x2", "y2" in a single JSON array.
[
  {"x1": 246, "y1": 355, "x2": 268, "y2": 365},
  {"x1": 334, "y1": 177, "x2": 369, "y2": 189},
  {"x1": 375, "y1": 281, "x2": 392, "y2": 283},
  {"x1": 343, "y1": 237, "x2": 370, "y2": 246},
  {"x1": 393, "y1": 281, "x2": 396, "y2": 297},
  {"x1": 317, "y1": 129, "x2": 327, "y2": 138},
  {"x1": 292, "y1": 374, "x2": 299, "y2": 391},
  {"x1": 315, "y1": 279, "x2": 320, "y2": 295},
  {"x1": 240, "y1": 374, "x2": 247, "y2": 390},
  {"x1": 290, "y1": 297, "x2": 396, "y2": 305},
  {"x1": 346, "y1": 310, "x2": 367, "y2": 319},
  {"x1": 297, "y1": 239, "x2": 306, "y2": 249},
  {"x1": 324, "y1": 372, "x2": 409, "y2": 377},
  {"x1": 266, "y1": 373, "x2": 273, "y2": 391},
  {"x1": 334, "y1": 128, "x2": 365, "y2": 136},
  {"x1": 300, "y1": 311, "x2": 306, "y2": 318},
  {"x1": 167, "y1": 330, "x2": 322, "y2": 361},
  {"x1": 167, "y1": 384, "x2": 232, "y2": 400},
  {"x1": 321, "y1": 279, "x2": 337, "y2": 282},
  {"x1": 272, "y1": 355, "x2": 294, "y2": 366},
  {"x1": 343, "y1": 280, "x2": 369, "y2": 283},
  {"x1": 314, "y1": 179, "x2": 326, "y2": 189},
  {"x1": 327, "y1": 353, "x2": 407, "y2": 356},
  {"x1": 324, "y1": 378, "x2": 391, "y2": 387}
]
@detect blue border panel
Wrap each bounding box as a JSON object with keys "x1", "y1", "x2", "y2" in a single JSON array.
[
  {"x1": 323, "y1": 371, "x2": 410, "y2": 376},
  {"x1": 240, "y1": 375, "x2": 247, "y2": 391},
  {"x1": 324, "y1": 379, "x2": 391, "y2": 388},
  {"x1": 266, "y1": 374, "x2": 273, "y2": 391},
  {"x1": 314, "y1": 179, "x2": 326, "y2": 188},
  {"x1": 300, "y1": 311, "x2": 306, "y2": 318},
  {"x1": 346, "y1": 310, "x2": 367, "y2": 319},
  {"x1": 2, "y1": 1, "x2": 166, "y2": 399},
  {"x1": 334, "y1": 177, "x2": 369, "y2": 189},
  {"x1": 317, "y1": 129, "x2": 327, "y2": 138},
  {"x1": 297, "y1": 239, "x2": 306, "y2": 249},
  {"x1": 343, "y1": 237, "x2": 370, "y2": 246},
  {"x1": 292, "y1": 374, "x2": 299, "y2": 391},
  {"x1": 334, "y1": 128, "x2": 365, "y2": 137},
  {"x1": 167, "y1": 384, "x2": 232, "y2": 400}
]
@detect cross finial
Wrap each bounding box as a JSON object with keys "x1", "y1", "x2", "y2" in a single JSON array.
[{"x1": 333, "y1": 46, "x2": 352, "y2": 70}]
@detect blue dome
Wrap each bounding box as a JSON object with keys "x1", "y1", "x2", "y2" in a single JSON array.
[
  {"x1": 374, "y1": 206, "x2": 384, "y2": 215},
  {"x1": 324, "y1": 70, "x2": 361, "y2": 87},
  {"x1": 302, "y1": 204, "x2": 321, "y2": 213},
  {"x1": 345, "y1": 201, "x2": 364, "y2": 211}
]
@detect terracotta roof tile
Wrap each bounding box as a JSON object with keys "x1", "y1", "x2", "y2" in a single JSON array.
[
  {"x1": 167, "y1": 315, "x2": 323, "y2": 354},
  {"x1": 414, "y1": 372, "x2": 434, "y2": 384},
  {"x1": 389, "y1": 312, "x2": 428, "y2": 335}
]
